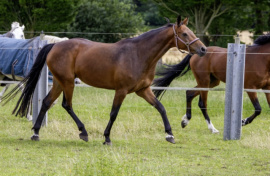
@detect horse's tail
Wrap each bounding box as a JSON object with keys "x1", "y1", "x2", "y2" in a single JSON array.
[
  {"x1": 152, "y1": 54, "x2": 192, "y2": 100},
  {"x1": 1, "y1": 43, "x2": 55, "y2": 117}
]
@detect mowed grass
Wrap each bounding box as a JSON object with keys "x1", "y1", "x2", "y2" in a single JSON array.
[{"x1": 0, "y1": 72, "x2": 270, "y2": 175}]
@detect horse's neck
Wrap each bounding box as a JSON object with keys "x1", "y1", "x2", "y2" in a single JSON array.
[{"x1": 136, "y1": 27, "x2": 174, "y2": 65}]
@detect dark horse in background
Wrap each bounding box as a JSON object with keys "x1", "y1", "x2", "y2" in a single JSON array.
[
  {"x1": 1, "y1": 16, "x2": 206, "y2": 145},
  {"x1": 153, "y1": 33, "x2": 270, "y2": 133}
]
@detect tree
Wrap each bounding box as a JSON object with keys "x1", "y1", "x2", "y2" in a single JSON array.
[
  {"x1": 133, "y1": 0, "x2": 164, "y2": 27},
  {"x1": 0, "y1": 0, "x2": 81, "y2": 38},
  {"x1": 153, "y1": 0, "x2": 270, "y2": 47},
  {"x1": 154, "y1": 0, "x2": 233, "y2": 45},
  {"x1": 66, "y1": 0, "x2": 144, "y2": 43}
]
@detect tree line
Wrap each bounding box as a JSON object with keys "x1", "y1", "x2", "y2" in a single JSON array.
[{"x1": 0, "y1": 0, "x2": 269, "y2": 47}]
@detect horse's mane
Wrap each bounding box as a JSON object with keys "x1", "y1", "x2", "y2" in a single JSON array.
[
  {"x1": 119, "y1": 23, "x2": 173, "y2": 44},
  {"x1": 254, "y1": 33, "x2": 270, "y2": 45}
]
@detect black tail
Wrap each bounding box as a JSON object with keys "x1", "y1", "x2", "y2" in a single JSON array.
[
  {"x1": 152, "y1": 54, "x2": 192, "y2": 100},
  {"x1": 1, "y1": 43, "x2": 55, "y2": 117}
]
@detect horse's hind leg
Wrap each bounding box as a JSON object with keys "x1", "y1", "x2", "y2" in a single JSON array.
[
  {"x1": 242, "y1": 92, "x2": 261, "y2": 126},
  {"x1": 61, "y1": 83, "x2": 88, "y2": 142},
  {"x1": 198, "y1": 92, "x2": 219, "y2": 133},
  {"x1": 136, "y1": 87, "x2": 175, "y2": 144},
  {"x1": 103, "y1": 89, "x2": 127, "y2": 145},
  {"x1": 31, "y1": 81, "x2": 62, "y2": 141},
  {"x1": 197, "y1": 77, "x2": 220, "y2": 133}
]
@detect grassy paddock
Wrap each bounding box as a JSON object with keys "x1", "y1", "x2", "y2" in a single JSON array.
[{"x1": 0, "y1": 74, "x2": 270, "y2": 175}]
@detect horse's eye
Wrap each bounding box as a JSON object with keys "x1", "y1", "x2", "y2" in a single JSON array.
[{"x1": 182, "y1": 33, "x2": 188, "y2": 37}]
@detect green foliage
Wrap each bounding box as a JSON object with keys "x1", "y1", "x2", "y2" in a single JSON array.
[
  {"x1": 153, "y1": 0, "x2": 270, "y2": 47},
  {"x1": 0, "y1": 0, "x2": 81, "y2": 38},
  {"x1": 67, "y1": 0, "x2": 144, "y2": 43},
  {"x1": 133, "y1": 0, "x2": 165, "y2": 27}
]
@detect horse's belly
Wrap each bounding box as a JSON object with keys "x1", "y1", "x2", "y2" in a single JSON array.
[{"x1": 78, "y1": 71, "x2": 116, "y2": 90}]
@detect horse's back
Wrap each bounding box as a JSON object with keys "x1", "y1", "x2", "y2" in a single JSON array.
[
  {"x1": 245, "y1": 43, "x2": 270, "y2": 89},
  {"x1": 46, "y1": 38, "x2": 133, "y2": 89}
]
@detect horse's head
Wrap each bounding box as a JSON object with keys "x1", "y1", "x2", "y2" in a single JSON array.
[
  {"x1": 11, "y1": 22, "x2": 25, "y2": 39},
  {"x1": 173, "y1": 16, "x2": 207, "y2": 57}
]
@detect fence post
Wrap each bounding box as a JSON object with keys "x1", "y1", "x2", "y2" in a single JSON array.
[
  {"x1": 223, "y1": 36, "x2": 246, "y2": 140},
  {"x1": 32, "y1": 36, "x2": 48, "y2": 126}
]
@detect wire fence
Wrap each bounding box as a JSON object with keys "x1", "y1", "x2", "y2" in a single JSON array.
[
  {"x1": 1, "y1": 32, "x2": 270, "y2": 97},
  {"x1": 0, "y1": 30, "x2": 267, "y2": 37}
]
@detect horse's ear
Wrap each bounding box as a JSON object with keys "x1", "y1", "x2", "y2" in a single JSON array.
[
  {"x1": 182, "y1": 17, "x2": 189, "y2": 25},
  {"x1": 22, "y1": 25, "x2": 25, "y2": 31},
  {"x1": 177, "y1": 15, "x2": 182, "y2": 27},
  {"x1": 11, "y1": 22, "x2": 19, "y2": 29},
  {"x1": 164, "y1": 17, "x2": 170, "y2": 24}
]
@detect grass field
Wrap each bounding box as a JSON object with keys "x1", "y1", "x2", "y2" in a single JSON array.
[{"x1": 0, "y1": 72, "x2": 270, "y2": 175}]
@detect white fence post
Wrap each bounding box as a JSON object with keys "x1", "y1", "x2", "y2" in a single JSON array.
[
  {"x1": 32, "y1": 37, "x2": 48, "y2": 126},
  {"x1": 223, "y1": 37, "x2": 246, "y2": 140}
]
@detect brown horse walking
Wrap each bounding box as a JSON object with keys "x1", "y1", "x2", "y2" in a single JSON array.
[
  {"x1": 153, "y1": 33, "x2": 270, "y2": 133},
  {"x1": 1, "y1": 16, "x2": 206, "y2": 145}
]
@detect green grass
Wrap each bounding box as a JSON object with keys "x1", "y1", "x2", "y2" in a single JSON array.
[{"x1": 0, "y1": 74, "x2": 270, "y2": 175}]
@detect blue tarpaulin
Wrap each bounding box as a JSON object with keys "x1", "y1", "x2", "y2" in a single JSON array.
[{"x1": 0, "y1": 37, "x2": 41, "y2": 79}]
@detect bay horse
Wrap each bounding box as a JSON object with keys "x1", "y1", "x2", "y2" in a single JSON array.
[
  {"x1": 153, "y1": 33, "x2": 270, "y2": 133},
  {"x1": 1, "y1": 16, "x2": 207, "y2": 145}
]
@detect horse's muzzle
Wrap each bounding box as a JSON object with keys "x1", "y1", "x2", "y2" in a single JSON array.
[{"x1": 198, "y1": 47, "x2": 207, "y2": 57}]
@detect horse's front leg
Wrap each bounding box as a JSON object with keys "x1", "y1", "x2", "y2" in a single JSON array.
[
  {"x1": 103, "y1": 90, "x2": 127, "y2": 145},
  {"x1": 182, "y1": 88, "x2": 200, "y2": 128},
  {"x1": 198, "y1": 92, "x2": 219, "y2": 133},
  {"x1": 136, "y1": 87, "x2": 175, "y2": 144}
]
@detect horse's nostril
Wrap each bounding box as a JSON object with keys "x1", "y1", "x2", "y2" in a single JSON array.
[{"x1": 201, "y1": 47, "x2": 206, "y2": 52}]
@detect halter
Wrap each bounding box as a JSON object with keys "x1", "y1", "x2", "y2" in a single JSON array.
[{"x1": 173, "y1": 24, "x2": 200, "y2": 55}]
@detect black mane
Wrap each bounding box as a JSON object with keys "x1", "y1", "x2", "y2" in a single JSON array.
[
  {"x1": 118, "y1": 23, "x2": 173, "y2": 44},
  {"x1": 254, "y1": 33, "x2": 270, "y2": 45}
]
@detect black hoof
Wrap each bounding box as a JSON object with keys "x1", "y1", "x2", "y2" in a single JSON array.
[
  {"x1": 31, "y1": 135, "x2": 40, "y2": 141},
  {"x1": 103, "y1": 141, "x2": 112, "y2": 145},
  {"x1": 166, "y1": 136, "x2": 175, "y2": 144},
  {"x1": 242, "y1": 119, "x2": 249, "y2": 126},
  {"x1": 79, "y1": 134, "x2": 88, "y2": 142},
  {"x1": 181, "y1": 120, "x2": 187, "y2": 128}
]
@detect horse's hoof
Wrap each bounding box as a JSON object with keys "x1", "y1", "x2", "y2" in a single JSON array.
[
  {"x1": 211, "y1": 129, "x2": 219, "y2": 134},
  {"x1": 181, "y1": 114, "x2": 189, "y2": 128},
  {"x1": 181, "y1": 120, "x2": 187, "y2": 128},
  {"x1": 166, "y1": 135, "x2": 175, "y2": 144},
  {"x1": 31, "y1": 134, "x2": 40, "y2": 141},
  {"x1": 242, "y1": 119, "x2": 247, "y2": 126},
  {"x1": 79, "y1": 134, "x2": 88, "y2": 142},
  {"x1": 103, "y1": 141, "x2": 112, "y2": 145}
]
